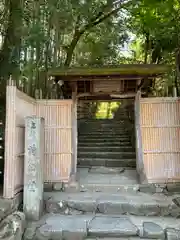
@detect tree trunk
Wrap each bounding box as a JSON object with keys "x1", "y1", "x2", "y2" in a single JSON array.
[
  {"x1": 64, "y1": 30, "x2": 82, "y2": 67},
  {"x1": 175, "y1": 48, "x2": 180, "y2": 96},
  {"x1": 0, "y1": 0, "x2": 23, "y2": 82}
]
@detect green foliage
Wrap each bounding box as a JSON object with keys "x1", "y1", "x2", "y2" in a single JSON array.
[
  {"x1": 1, "y1": 0, "x2": 179, "y2": 97},
  {"x1": 95, "y1": 102, "x2": 120, "y2": 119},
  {"x1": 0, "y1": 0, "x2": 131, "y2": 96},
  {"x1": 126, "y1": 0, "x2": 180, "y2": 95}
]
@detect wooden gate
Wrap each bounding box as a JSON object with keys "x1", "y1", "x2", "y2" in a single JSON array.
[
  {"x1": 139, "y1": 97, "x2": 180, "y2": 183},
  {"x1": 35, "y1": 100, "x2": 72, "y2": 183}
]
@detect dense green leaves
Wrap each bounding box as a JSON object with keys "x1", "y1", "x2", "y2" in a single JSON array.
[{"x1": 0, "y1": 0, "x2": 180, "y2": 96}]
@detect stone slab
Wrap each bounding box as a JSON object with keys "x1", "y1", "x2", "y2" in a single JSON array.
[
  {"x1": 89, "y1": 166, "x2": 125, "y2": 174},
  {"x1": 36, "y1": 215, "x2": 92, "y2": 240},
  {"x1": 97, "y1": 194, "x2": 161, "y2": 216},
  {"x1": 88, "y1": 216, "x2": 138, "y2": 237},
  {"x1": 77, "y1": 169, "x2": 139, "y2": 186},
  {"x1": 165, "y1": 228, "x2": 180, "y2": 240},
  {"x1": 143, "y1": 222, "x2": 165, "y2": 239}
]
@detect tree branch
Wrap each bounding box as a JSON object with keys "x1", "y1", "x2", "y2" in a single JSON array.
[
  {"x1": 80, "y1": 0, "x2": 128, "y2": 34},
  {"x1": 64, "y1": 0, "x2": 128, "y2": 67},
  {"x1": 81, "y1": 7, "x2": 121, "y2": 34}
]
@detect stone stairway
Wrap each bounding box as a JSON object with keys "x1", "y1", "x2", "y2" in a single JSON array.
[
  {"x1": 24, "y1": 167, "x2": 180, "y2": 240},
  {"x1": 23, "y1": 117, "x2": 180, "y2": 239},
  {"x1": 78, "y1": 118, "x2": 136, "y2": 168}
]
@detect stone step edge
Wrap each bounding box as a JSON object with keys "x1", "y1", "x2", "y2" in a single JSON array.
[
  {"x1": 86, "y1": 238, "x2": 158, "y2": 240},
  {"x1": 79, "y1": 133, "x2": 130, "y2": 135},
  {"x1": 79, "y1": 136, "x2": 131, "y2": 138},
  {"x1": 24, "y1": 214, "x2": 180, "y2": 240},
  {"x1": 78, "y1": 141, "x2": 132, "y2": 143},
  {"x1": 78, "y1": 157, "x2": 136, "y2": 162},
  {"x1": 77, "y1": 158, "x2": 136, "y2": 161},
  {"x1": 78, "y1": 146, "x2": 133, "y2": 149},
  {"x1": 44, "y1": 191, "x2": 180, "y2": 218},
  {"x1": 44, "y1": 182, "x2": 180, "y2": 195},
  {"x1": 78, "y1": 142, "x2": 132, "y2": 144},
  {"x1": 78, "y1": 152, "x2": 135, "y2": 155}
]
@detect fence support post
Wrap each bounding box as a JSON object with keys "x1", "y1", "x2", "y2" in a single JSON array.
[
  {"x1": 23, "y1": 116, "x2": 44, "y2": 221},
  {"x1": 135, "y1": 91, "x2": 144, "y2": 182},
  {"x1": 71, "y1": 82, "x2": 77, "y2": 181},
  {"x1": 3, "y1": 80, "x2": 16, "y2": 199}
]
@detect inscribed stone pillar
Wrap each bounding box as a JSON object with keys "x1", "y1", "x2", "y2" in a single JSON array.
[{"x1": 23, "y1": 116, "x2": 44, "y2": 221}]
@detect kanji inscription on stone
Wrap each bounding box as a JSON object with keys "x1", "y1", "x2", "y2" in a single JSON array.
[{"x1": 24, "y1": 116, "x2": 44, "y2": 221}]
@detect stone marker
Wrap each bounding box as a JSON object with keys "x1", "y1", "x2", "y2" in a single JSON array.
[{"x1": 23, "y1": 116, "x2": 44, "y2": 221}]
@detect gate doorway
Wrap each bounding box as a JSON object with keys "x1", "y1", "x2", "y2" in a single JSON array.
[{"x1": 76, "y1": 98, "x2": 137, "y2": 189}]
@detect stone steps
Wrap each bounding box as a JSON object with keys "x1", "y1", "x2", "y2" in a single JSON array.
[
  {"x1": 24, "y1": 213, "x2": 180, "y2": 240},
  {"x1": 44, "y1": 191, "x2": 180, "y2": 217},
  {"x1": 81, "y1": 126, "x2": 129, "y2": 129},
  {"x1": 78, "y1": 117, "x2": 135, "y2": 171},
  {"x1": 81, "y1": 128, "x2": 130, "y2": 132},
  {"x1": 79, "y1": 130, "x2": 129, "y2": 134},
  {"x1": 77, "y1": 158, "x2": 136, "y2": 168},
  {"x1": 79, "y1": 135, "x2": 130, "y2": 140},
  {"x1": 78, "y1": 158, "x2": 136, "y2": 167},
  {"x1": 79, "y1": 134, "x2": 130, "y2": 138},
  {"x1": 81, "y1": 126, "x2": 129, "y2": 130},
  {"x1": 82, "y1": 124, "x2": 128, "y2": 128},
  {"x1": 78, "y1": 151, "x2": 136, "y2": 159},
  {"x1": 84, "y1": 120, "x2": 128, "y2": 123},
  {"x1": 82, "y1": 120, "x2": 126, "y2": 123},
  {"x1": 66, "y1": 168, "x2": 138, "y2": 193},
  {"x1": 78, "y1": 142, "x2": 132, "y2": 146},
  {"x1": 78, "y1": 146, "x2": 135, "y2": 152},
  {"x1": 76, "y1": 182, "x2": 139, "y2": 192},
  {"x1": 78, "y1": 138, "x2": 131, "y2": 143}
]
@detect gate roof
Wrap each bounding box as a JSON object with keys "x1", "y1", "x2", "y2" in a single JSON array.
[{"x1": 48, "y1": 64, "x2": 169, "y2": 81}]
